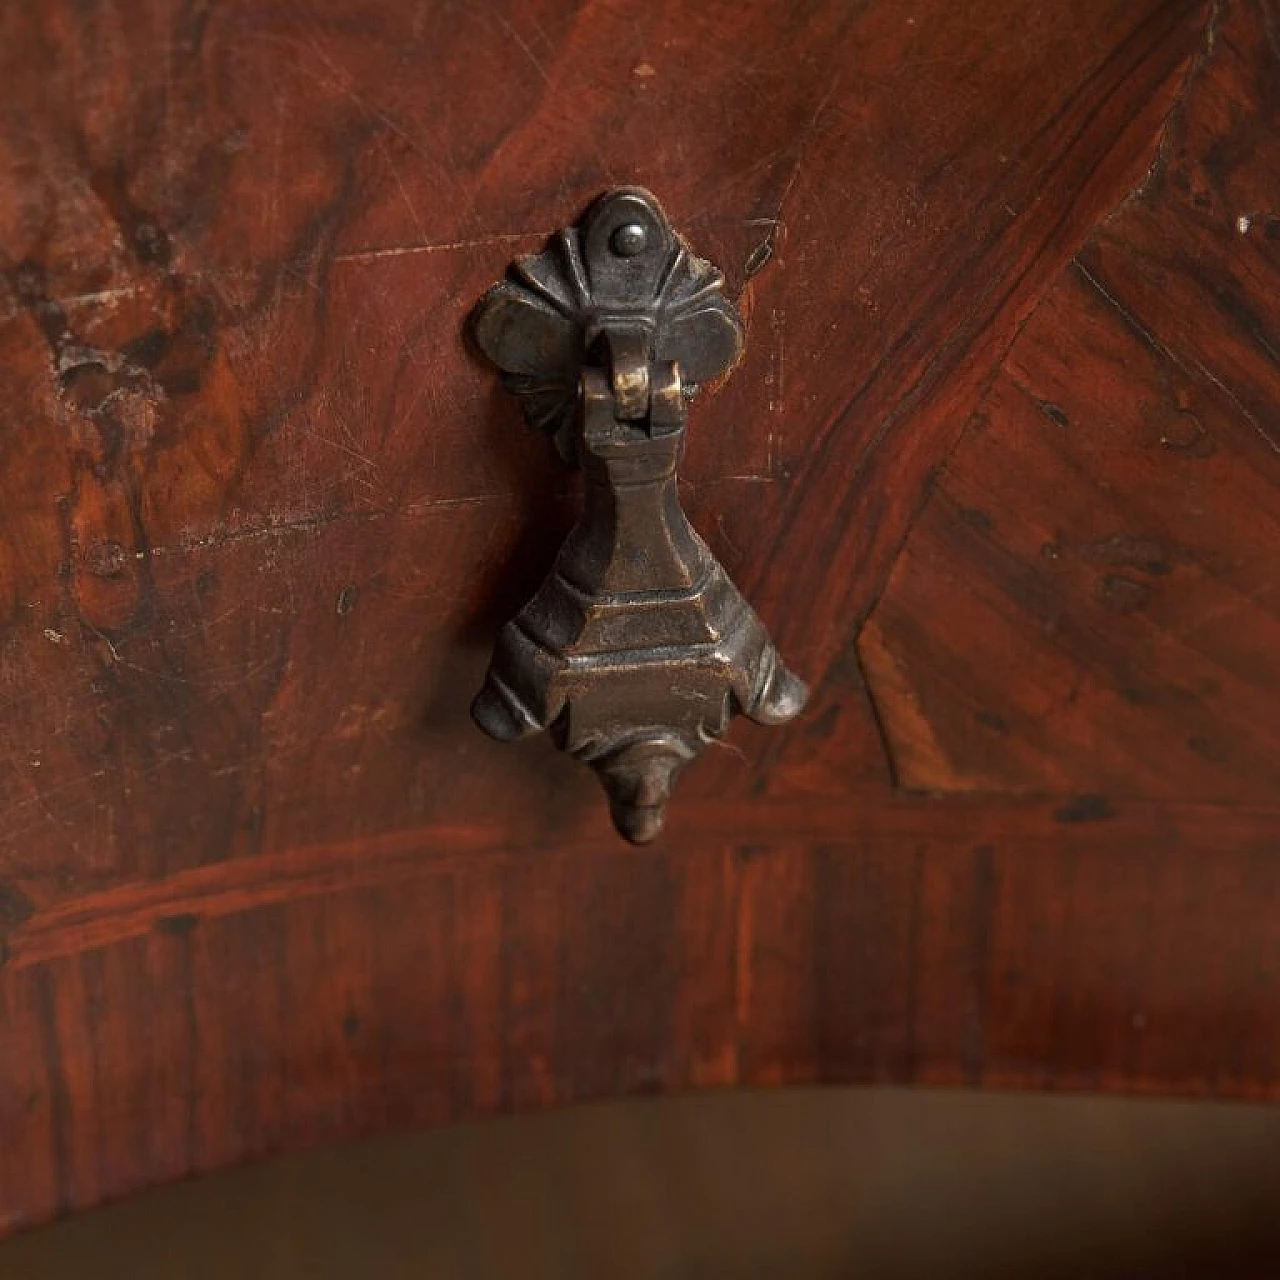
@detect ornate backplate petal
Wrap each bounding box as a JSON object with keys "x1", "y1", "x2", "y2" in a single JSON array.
[{"x1": 470, "y1": 187, "x2": 745, "y2": 457}]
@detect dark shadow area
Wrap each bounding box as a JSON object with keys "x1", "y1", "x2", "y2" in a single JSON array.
[
  {"x1": 447, "y1": 381, "x2": 578, "y2": 652},
  {"x1": 5, "y1": 1089, "x2": 1280, "y2": 1278},
  {"x1": 412, "y1": 354, "x2": 589, "y2": 828},
  {"x1": 416, "y1": 375, "x2": 576, "y2": 734}
]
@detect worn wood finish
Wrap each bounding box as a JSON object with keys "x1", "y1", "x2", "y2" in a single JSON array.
[
  {"x1": 862, "y1": 0, "x2": 1280, "y2": 802},
  {"x1": 0, "y1": 0, "x2": 1276, "y2": 1237}
]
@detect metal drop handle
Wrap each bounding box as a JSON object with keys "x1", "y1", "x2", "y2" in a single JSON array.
[{"x1": 469, "y1": 188, "x2": 807, "y2": 843}]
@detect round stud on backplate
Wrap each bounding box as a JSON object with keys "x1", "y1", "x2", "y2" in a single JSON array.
[{"x1": 611, "y1": 222, "x2": 648, "y2": 256}]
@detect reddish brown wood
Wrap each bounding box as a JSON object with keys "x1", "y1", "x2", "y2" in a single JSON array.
[
  {"x1": 863, "y1": 0, "x2": 1280, "y2": 802},
  {"x1": 0, "y1": 0, "x2": 1276, "y2": 1240}
]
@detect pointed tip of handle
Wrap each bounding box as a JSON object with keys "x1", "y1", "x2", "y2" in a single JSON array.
[
  {"x1": 609, "y1": 800, "x2": 667, "y2": 845},
  {"x1": 595, "y1": 736, "x2": 693, "y2": 845}
]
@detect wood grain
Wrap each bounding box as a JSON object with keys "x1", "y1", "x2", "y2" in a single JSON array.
[
  {"x1": 863, "y1": 0, "x2": 1280, "y2": 802},
  {"x1": 0, "y1": 0, "x2": 1277, "y2": 1239},
  {"x1": 0, "y1": 0, "x2": 1213, "y2": 873}
]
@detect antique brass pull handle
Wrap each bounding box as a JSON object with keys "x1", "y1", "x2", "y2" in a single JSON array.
[{"x1": 470, "y1": 188, "x2": 807, "y2": 843}]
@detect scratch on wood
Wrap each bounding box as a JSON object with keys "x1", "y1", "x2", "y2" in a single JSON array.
[
  {"x1": 378, "y1": 136, "x2": 431, "y2": 242},
  {"x1": 334, "y1": 233, "x2": 536, "y2": 265},
  {"x1": 1100, "y1": 0, "x2": 1224, "y2": 227},
  {"x1": 291, "y1": 31, "x2": 428, "y2": 158},
  {"x1": 404, "y1": 494, "x2": 502, "y2": 513},
  {"x1": 132, "y1": 494, "x2": 507, "y2": 560},
  {"x1": 494, "y1": 12, "x2": 553, "y2": 87},
  {"x1": 768, "y1": 307, "x2": 785, "y2": 417},
  {"x1": 1074, "y1": 260, "x2": 1280, "y2": 455},
  {"x1": 745, "y1": 75, "x2": 840, "y2": 276},
  {"x1": 715, "y1": 514, "x2": 742, "y2": 560}
]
